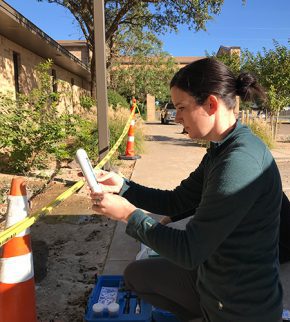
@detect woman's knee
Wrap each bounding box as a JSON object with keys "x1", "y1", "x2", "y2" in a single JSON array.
[
  {"x1": 124, "y1": 260, "x2": 146, "y2": 291},
  {"x1": 124, "y1": 261, "x2": 136, "y2": 288},
  {"x1": 124, "y1": 259, "x2": 159, "y2": 293}
]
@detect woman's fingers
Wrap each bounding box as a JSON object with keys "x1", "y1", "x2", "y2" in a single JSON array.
[
  {"x1": 159, "y1": 216, "x2": 172, "y2": 225},
  {"x1": 94, "y1": 171, "x2": 124, "y2": 194},
  {"x1": 90, "y1": 193, "x2": 136, "y2": 222},
  {"x1": 90, "y1": 191, "x2": 104, "y2": 200},
  {"x1": 95, "y1": 170, "x2": 113, "y2": 181}
]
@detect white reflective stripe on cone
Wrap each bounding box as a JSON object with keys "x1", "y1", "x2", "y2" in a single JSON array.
[
  {"x1": 0, "y1": 253, "x2": 34, "y2": 283},
  {"x1": 15, "y1": 229, "x2": 30, "y2": 237},
  {"x1": 5, "y1": 196, "x2": 30, "y2": 236},
  {"x1": 128, "y1": 136, "x2": 135, "y2": 142},
  {"x1": 130, "y1": 120, "x2": 135, "y2": 126},
  {"x1": 6, "y1": 196, "x2": 29, "y2": 225}
]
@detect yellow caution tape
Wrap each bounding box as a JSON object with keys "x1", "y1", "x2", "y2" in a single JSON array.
[
  {"x1": 135, "y1": 103, "x2": 142, "y2": 116},
  {"x1": 0, "y1": 107, "x2": 136, "y2": 247},
  {"x1": 0, "y1": 180, "x2": 84, "y2": 247}
]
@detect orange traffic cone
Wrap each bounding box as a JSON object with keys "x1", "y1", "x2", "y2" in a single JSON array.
[
  {"x1": 0, "y1": 178, "x2": 37, "y2": 322},
  {"x1": 119, "y1": 98, "x2": 141, "y2": 160}
]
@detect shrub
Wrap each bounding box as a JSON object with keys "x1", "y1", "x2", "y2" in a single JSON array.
[
  {"x1": 0, "y1": 95, "x2": 78, "y2": 172},
  {"x1": 248, "y1": 119, "x2": 275, "y2": 149},
  {"x1": 80, "y1": 94, "x2": 96, "y2": 110},
  {"x1": 0, "y1": 61, "x2": 144, "y2": 173},
  {"x1": 64, "y1": 115, "x2": 99, "y2": 162},
  {"x1": 108, "y1": 89, "x2": 129, "y2": 109},
  {"x1": 0, "y1": 60, "x2": 78, "y2": 173}
]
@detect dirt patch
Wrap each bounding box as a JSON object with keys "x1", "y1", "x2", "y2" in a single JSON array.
[{"x1": 32, "y1": 215, "x2": 115, "y2": 321}]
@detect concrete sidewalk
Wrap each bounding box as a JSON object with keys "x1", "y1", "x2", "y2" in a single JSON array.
[{"x1": 103, "y1": 122, "x2": 290, "y2": 308}]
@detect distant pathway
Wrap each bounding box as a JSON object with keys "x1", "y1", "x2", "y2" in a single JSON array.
[{"x1": 131, "y1": 122, "x2": 206, "y2": 189}]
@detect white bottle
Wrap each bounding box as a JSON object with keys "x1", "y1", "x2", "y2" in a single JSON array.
[
  {"x1": 108, "y1": 302, "x2": 120, "y2": 317},
  {"x1": 75, "y1": 149, "x2": 102, "y2": 193},
  {"x1": 92, "y1": 302, "x2": 104, "y2": 317}
]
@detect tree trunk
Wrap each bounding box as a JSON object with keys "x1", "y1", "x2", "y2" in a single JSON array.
[
  {"x1": 274, "y1": 111, "x2": 279, "y2": 141},
  {"x1": 270, "y1": 115, "x2": 274, "y2": 139}
]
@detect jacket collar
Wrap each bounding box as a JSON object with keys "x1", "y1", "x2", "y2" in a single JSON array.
[{"x1": 208, "y1": 120, "x2": 244, "y2": 154}]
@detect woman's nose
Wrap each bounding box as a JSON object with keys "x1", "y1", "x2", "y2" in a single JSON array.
[{"x1": 175, "y1": 110, "x2": 181, "y2": 123}]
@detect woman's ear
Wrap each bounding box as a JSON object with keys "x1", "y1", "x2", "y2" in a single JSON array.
[{"x1": 208, "y1": 95, "x2": 219, "y2": 115}]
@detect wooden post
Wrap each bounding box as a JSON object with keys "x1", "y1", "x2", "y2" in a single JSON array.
[
  {"x1": 146, "y1": 94, "x2": 156, "y2": 122},
  {"x1": 246, "y1": 110, "x2": 250, "y2": 125},
  {"x1": 241, "y1": 110, "x2": 245, "y2": 124},
  {"x1": 93, "y1": 0, "x2": 110, "y2": 170}
]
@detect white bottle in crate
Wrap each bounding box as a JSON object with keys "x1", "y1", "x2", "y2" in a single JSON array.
[
  {"x1": 92, "y1": 303, "x2": 104, "y2": 317},
  {"x1": 108, "y1": 302, "x2": 120, "y2": 317}
]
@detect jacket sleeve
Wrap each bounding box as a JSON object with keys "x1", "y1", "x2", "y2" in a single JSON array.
[
  {"x1": 119, "y1": 155, "x2": 206, "y2": 217},
  {"x1": 170, "y1": 208, "x2": 197, "y2": 222}
]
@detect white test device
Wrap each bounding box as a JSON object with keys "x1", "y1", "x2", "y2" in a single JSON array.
[{"x1": 75, "y1": 148, "x2": 102, "y2": 193}]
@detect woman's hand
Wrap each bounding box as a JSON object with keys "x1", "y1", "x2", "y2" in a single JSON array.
[
  {"x1": 95, "y1": 170, "x2": 125, "y2": 194},
  {"x1": 91, "y1": 192, "x2": 136, "y2": 223},
  {"x1": 159, "y1": 216, "x2": 172, "y2": 225}
]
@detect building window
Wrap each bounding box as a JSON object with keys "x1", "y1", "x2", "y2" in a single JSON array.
[
  {"x1": 13, "y1": 51, "x2": 20, "y2": 94},
  {"x1": 51, "y1": 69, "x2": 57, "y2": 92}
]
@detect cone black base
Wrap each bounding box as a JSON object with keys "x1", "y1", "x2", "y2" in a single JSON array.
[{"x1": 118, "y1": 155, "x2": 141, "y2": 160}]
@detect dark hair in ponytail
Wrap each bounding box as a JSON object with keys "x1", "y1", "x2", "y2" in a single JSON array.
[
  {"x1": 170, "y1": 57, "x2": 265, "y2": 109},
  {"x1": 235, "y1": 72, "x2": 265, "y2": 102}
]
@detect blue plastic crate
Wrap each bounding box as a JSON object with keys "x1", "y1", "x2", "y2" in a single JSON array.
[
  {"x1": 85, "y1": 275, "x2": 152, "y2": 322},
  {"x1": 152, "y1": 307, "x2": 180, "y2": 322},
  {"x1": 283, "y1": 309, "x2": 290, "y2": 321}
]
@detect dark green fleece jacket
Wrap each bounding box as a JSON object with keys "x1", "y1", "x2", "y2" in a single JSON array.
[{"x1": 121, "y1": 121, "x2": 283, "y2": 322}]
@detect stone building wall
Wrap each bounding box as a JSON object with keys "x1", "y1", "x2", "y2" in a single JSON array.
[
  {"x1": 57, "y1": 40, "x2": 90, "y2": 65},
  {"x1": 0, "y1": 34, "x2": 90, "y2": 113}
]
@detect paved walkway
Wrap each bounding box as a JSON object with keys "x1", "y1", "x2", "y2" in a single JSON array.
[{"x1": 103, "y1": 122, "x2": 290, "y2": 308}]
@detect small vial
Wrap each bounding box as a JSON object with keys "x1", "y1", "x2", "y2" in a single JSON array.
[
  {"x1": 108, "y1": 302, "x2": 120, "y2": 317},
  {"x1": 92, "y1": 302, "x2": 104, "y2": 317}
]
